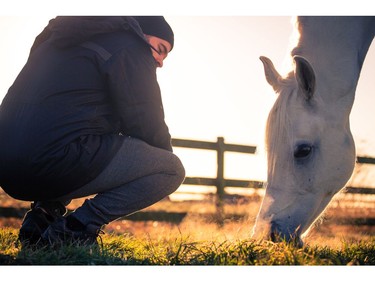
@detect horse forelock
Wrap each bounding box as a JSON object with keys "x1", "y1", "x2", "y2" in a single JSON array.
[{"x1": 265, "y1": 77, "x2": 296, "y2": 181}]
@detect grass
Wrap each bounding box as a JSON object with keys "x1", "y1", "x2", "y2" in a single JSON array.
[
  {"x1": 1, "y1": 227, "x2": 375, "y2": 265},
  {"x1": 1, "y1": 188, "x2": 374, "y2": 266}
]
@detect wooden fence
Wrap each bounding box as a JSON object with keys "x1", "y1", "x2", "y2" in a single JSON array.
[
  {"x1": 172, "y1": 137, "x2": 375, "y2": 202},
  {"x1": 172, "y1": 137, "x2": 259, "y2": 203}
]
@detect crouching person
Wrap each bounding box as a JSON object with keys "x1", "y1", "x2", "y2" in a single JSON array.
[{"x1": 0, "y1": 16, "x2": 185, "y2": 246}]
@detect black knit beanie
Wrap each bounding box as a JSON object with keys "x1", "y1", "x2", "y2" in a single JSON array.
[{"x1": 133, "y1": 16, "x2": 174, "y2": 51}]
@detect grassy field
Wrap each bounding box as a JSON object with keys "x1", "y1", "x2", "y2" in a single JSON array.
[
  {"x1": 0, "y1": 188, "x2": 374, "y2": 265},
  {"x1": 1, "y1": 226, "x2": 375, "y2": 265}
]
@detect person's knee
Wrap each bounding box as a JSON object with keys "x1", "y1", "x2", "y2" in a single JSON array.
[
  {"x1": 168, "y1": 153, "x2": 185, "y2": 191},
  {"x1": 174, "y1": 154, "x2": 186, "y2": 183}
]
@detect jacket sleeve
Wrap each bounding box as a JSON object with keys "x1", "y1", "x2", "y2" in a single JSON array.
[{"x1": 104, "y1": 47, "x2": 173, "y2": 152}]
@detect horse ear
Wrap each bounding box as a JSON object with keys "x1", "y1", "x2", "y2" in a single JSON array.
[
  {"x1": 293, "y1": 55, "x2": 316, "y2": 100},
  {"x1": 260, "y1": 56, "x2": 282, "y2": 93}
]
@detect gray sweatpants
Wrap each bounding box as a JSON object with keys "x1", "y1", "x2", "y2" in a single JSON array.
[{"x1": 57, "y1": 137, "x2": 185, "y2": 229}]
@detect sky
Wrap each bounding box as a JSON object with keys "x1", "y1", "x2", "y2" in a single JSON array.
[{"x1": 0, "y1": 3, "x2": 374, "y2": 188}]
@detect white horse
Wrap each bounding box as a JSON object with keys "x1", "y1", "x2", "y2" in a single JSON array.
[{"x1": 252, "y1": 16, "x2": 375, "y2": 245}]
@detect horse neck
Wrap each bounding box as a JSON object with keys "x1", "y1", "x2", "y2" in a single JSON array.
[{"x1": 291, "y1": 16, "x2": 375, "y2": 105}]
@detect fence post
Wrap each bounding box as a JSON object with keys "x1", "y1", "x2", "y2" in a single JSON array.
[
  {"x1": 216, "y1": 137, "x2": 225, "y2": 199},
  {"x1": 216, "y1": 137, "x2": 225, "y2": 225}
]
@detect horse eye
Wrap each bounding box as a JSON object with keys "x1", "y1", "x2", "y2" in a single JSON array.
[{"x1": 294, "y1": 144, "x2": 312, "y2": 158}]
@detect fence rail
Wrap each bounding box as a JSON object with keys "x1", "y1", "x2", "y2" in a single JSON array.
[
  {"x1": 172, "y1": 137, "x2": 375, "y2": 200},
  {"x1": 172, "y1": 137, "x2": 260, "y2": 204},
  {"x1": 357, "y1": 156, "x2": 375, "y2": 165}
]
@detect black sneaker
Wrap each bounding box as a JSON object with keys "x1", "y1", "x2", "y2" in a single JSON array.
[
  {"x1": 41, "y1": 217, "x2": 102, "y2": 246},
  {"x1": 18, "y1": 201, "x2": 66, "y2": 245}
]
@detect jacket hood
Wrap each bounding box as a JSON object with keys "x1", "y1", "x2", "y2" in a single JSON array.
[{"x1": 30, "y1": 16, "x2": 147, "y2": 52}]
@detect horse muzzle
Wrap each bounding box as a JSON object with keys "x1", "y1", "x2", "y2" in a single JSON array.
[{"x1": 270, "y1": 221, "x2": 304, "y2": 247}]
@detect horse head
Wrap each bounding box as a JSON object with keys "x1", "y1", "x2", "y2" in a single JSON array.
[{"x1": 252, "y1": 55, "x2": 356, "y2": 245}]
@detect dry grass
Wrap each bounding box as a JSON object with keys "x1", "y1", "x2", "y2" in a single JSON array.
[
  {"x1": 0, "y1": 188, "x2": 375, "y2": 266},
  {"x1": 0, "y1": 187, "x2": 374, "y2": 249}
]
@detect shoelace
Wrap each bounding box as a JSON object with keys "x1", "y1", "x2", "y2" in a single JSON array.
[{"x1": 95, "y1": 229, "x2": 105, "y2": 249}]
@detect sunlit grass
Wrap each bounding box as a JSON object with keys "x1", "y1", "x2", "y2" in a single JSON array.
[
  {"x1": 0, "y1": 227, "x2": 374, "y2": 265},
  {"x1": 1, "y1": 187, "x2": 374, "y2": 265}
]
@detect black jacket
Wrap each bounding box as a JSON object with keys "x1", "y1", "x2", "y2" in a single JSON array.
[{"x1": 0, "y1": 16, "x2": 172, "y2": 200}]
